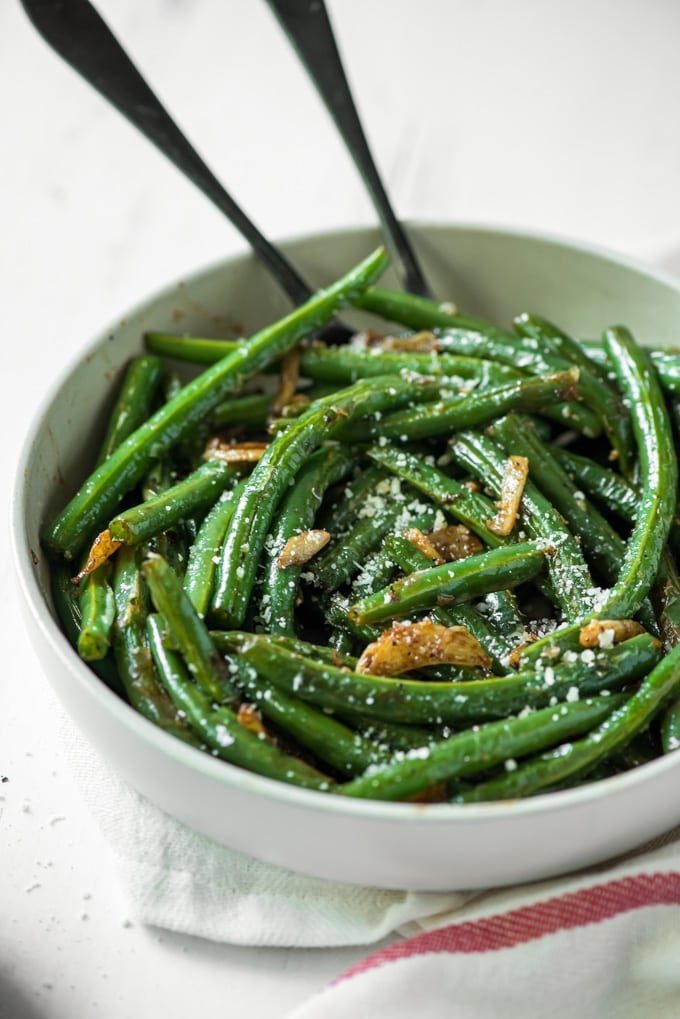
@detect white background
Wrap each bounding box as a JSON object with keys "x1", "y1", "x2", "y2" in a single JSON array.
[{"x1": 3, "y1": 1, "x2": 680, "y2": 1015}]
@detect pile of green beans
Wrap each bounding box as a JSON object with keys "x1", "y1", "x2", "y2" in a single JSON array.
[{"x1": 43, "y1": 249, "x2": 680, "y2": 803}]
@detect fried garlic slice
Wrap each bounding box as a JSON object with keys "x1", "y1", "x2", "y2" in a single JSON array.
[
  {"x1": 356, "y1": 619, "x2": 492, "y2": 676},
  {"x1": 579, "y1": 618, "x2": 647, "y2": 649},
  {"x1": 277, "y1": 529, "x2": 331, "y2": 568},
  {"x1": 487, "y1": 455, "x2": 529, "y2": 537}
]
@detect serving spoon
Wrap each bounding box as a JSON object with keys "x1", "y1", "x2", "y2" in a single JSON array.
[
  {"x1": 19, "y1": 0, "x2": 323, "y2": 311},
  {"x1": 266, "y1": 0, "x2": 431, "y2": 298}
]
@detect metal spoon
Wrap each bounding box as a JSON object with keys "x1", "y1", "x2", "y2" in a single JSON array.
[
  {"x1": 266, "y1": 0, "x2": 431, "y2": 297},
  {"x1": 19, "y1": 0, "x2": 321, "y2": 310}
]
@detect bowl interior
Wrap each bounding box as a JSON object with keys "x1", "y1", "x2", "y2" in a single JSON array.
[{"x1": 13, "y1": 223, "x2": 680, "y2": 890}]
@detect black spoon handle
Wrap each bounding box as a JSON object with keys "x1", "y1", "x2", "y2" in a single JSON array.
[
  {"x1": 266, "y1": 0, "x2": 431, "y2": 297},
  {"x1": 20, "y1": 0, "x2": 313, "y2": 306}
]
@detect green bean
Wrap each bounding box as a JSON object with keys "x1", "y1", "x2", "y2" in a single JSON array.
[
  {"x1": 438, "y1": 607, "x2": 512, "y2": 673},
  {"x1": 183, "y1": 478, "x2": 250, "y2": 618},
  {"x1": 231, "y1": 661, "x2": 389, "y2": 778},
  {"x1": 340, "y1": 695, "x2": 625, "y2": 801},
  {"x1": 598, "y1": 327, "x2": 678, "y2": 618},
  {"x1": 350, "y1": 541, "x2": 547, "y2": 627},
  {"x1": 481, "y1": 589, "x2": 525, "y2": 641},
  {"x1": 225, "y1": 630, "x2": 499, "y2": 725},
  {"x1": 515, "y1": 314, "x2": 612, "y2": 384},
  {"x1": 450, "y1": 431, "x2": 596, "y2": 621},
  {"x1": 660, "y1": 695, "x2": 680, "y2": 753},
  {"x1": 650, "y1": 351, "x2": 680, "y2": 395},
  {"x1": 108, "y1": 459, "x2": 243, "y2": 546},
  {"x1": 146, "y1": 615, "x2": 333, "y2": 789},
  {"x1": 210, "y1": 391, "x2": 273, "y2": 430},
  {"x1": 50, "y1": 564, "x2": 123, "y2": 692},
  {"x1": 329, "y1": 626, "x2": 356, "y2": 656},
  {"x1": 42, "y1": 246, "x2": 389, "y2": 560},
  {"x1": 96, "y1": 355, "x2": 164, "y2": 466},
  {"x1": 514, "y1": 314, "x2": 633, "y2": 472},
  {"x1": 262, "y1": 446, "x2": 354, "y2": 634},
  {"x1": 145, "y1": 333, "x2": 240, "y2": 364},
  {"x1": 324, "y1": 594, "x2": 383, "y2": 647},
  {"x1": 146, "y1": 328, "x2": 530, "y2": 416},
  {"x1": 586, "y1": 424, "x2": 680, "y2": 566},
  {"x1": 334, "y1": 369, "x2": 580, "y2": 443},
  {"x1": 210, "y1": 387, "x2": 338, "y2": 431},
  {"x1": 354, "y1": 286, "x2": 515, "y2": 334},
  {"x1": 651, "y1": 548, "x2": 680, "y2": 651},
  {"x1": 610, "y1": 729, "x2": 660, "y2": 771},
  {"x1": 76, "y1": 351, "x2": 164, "y2": 663},
  {"x1": 143, "y1": 553, "x2": 236, "y2": 705},
  {"x1": 347, "y1": 719, "x2": 440, "y2": 754},
  {"x1": 141, "y1": 455, "x2": 175, "y2": 503},
  {"x1": 138, "y1": 451, "x2": 196, "y2": 578},
  {"x1": 299, "y1": 344, "x2": 519, "y2": 388},
  {"x1": 380, "y1": 532, "x2": 440, "y2": 574},
  {"x1": 349, "y1": 547, "x2": 400, "y2": 599},
  {"x1": 513, "y1": 621, "x2": 586, "y2": 667},
  {"x1": 50, "y1": 563, "x2": 83, "y2": 649},
  {"x1": 211, "y1": 372, "x2": 441, "y2": 628},
  {"x1": 111, "y1": 546, "x2": 198, "y2": 742},
  {"x1": 236, "y1": 632, "x2": 357, "y2": 670},
  {"x1": 581, "y1": 339, "x2": 680, "y2": 397},
  {"x1": 551, "y1": 447, "x2": 639, "y2": 526},
  {"x1": 457, "y1": 639, "x2": 680, "y2": 801},
  {"x1": 77, "y1": 564, "x2": 115, "y2": 662}
]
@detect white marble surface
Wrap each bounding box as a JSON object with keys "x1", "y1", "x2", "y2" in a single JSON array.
[{"x1": 4, "y1": 0, "x2": 680, "y2": 1015}]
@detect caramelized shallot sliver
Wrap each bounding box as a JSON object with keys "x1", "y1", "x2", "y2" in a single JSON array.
[
  {"x1": 506, "y1": 636, "x2": 539, "y2": 669},
  {"x1": 428, "y1": 523, "x2": 484, "y2": 562},
  {"x1": 204, "y1": 439, "x2": 269, "y2": 463},
  {"x1": 356, "y1": 619, "x2": 492, "y2": 677},
  {"x1": 402, "y1": 525, "x2": 482, "y2": 566},
  {"x1": 402, "y1": 527, "x2": 444, "y2": 564},
  {"x1": 579, "y1": 618, "x2": 648, "y2": 649},
  {"x1": 487, "y1": 455, "x2": 529, "y2": 537},
  {"x1": 357, "y1": 329, "x2": 389, "y2": 348},
  {"x1": 276, "y1": 529, "x2": 331, "y2": 569},
  {"x1": 71, "y1": 529, "x2": 123, "y2": 582},
  {"x1": 272, "y1": 344, "x2": 302, "y2": 416},
  {"x1": 380, "y1": 330, "x2": 440, "y2": 353},
  {"x1": 237, "y1": 703, "x2": 268, "y2": 738}
]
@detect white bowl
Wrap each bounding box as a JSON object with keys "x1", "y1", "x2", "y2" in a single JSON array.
[{"x1": 12, "y1": 223, "x2": 680, "y2": 891}]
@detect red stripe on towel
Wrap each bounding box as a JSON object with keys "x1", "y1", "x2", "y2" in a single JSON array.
[{"x1": 334, "y1": 871, "x2": 680, "y2": 985}]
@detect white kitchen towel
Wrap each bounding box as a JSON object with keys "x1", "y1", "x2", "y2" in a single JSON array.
[
  {"x1": 61, "y1": 718, "x2": 475, "y2": 947},
  {"x1": 287, "y1": 843, "x2": 680, "y2": 1018},
  {"x1": 62, "y1": 715, "x2": 680, "y2": 952}
]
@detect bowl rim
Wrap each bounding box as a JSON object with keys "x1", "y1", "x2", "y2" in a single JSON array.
[{"x1": 11, "y1": 219, "x2": 680, "y2": 826}]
